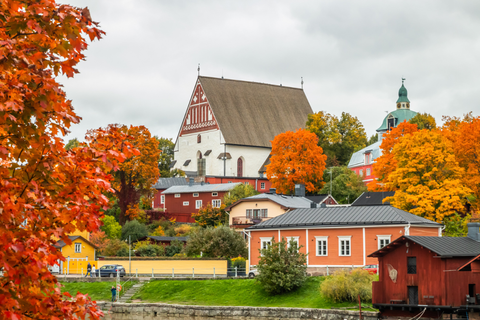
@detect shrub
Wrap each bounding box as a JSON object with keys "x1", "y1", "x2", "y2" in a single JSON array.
[
  {"x1": 151, "y1": 226, "x2": 165, "y2": 236},
  {"x1": 165, "y1": 240, "x2": 184, "y2": 257},
  {"x1": 100, "y1": 215, "x2": 122, "y2": 239},
  {"x1": 184, "y1": 225, "x2": 247, "y2": 258},
  {"x1": 174, "y1": 224, "x2": 193, "y2": 236},
  {"x1": 121, "y1": 220, "x2": 148, "y2": 242},
  {"x1": 320, "y1": 268, "x2": 375, "y2": 302},
  {"x1": 256, "y1": 237, "x2": 307, "y2": 295},
  {"x1": 116, "y1": 246, "x2": 129, "y2": 257},
  {"x1": 102, "y1": 239, "x2": 129, "y2": 257},
  {"x1": 230, "y1": 256, "x2": 246, "y2": 269},
  {"x1": 134, "y1": 240, "x2": 164, "y2": 257}
]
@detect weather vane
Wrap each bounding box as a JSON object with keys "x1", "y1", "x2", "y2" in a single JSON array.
[
  {"x1": 402, "y1": 77, "x2": 406, "y2": 85},
  {"x1": 198, "y1": 63, "x2": 200, "y2": 76},
  {"x1": 301, "y1": 77, "x2": 304, "y2": 89}
]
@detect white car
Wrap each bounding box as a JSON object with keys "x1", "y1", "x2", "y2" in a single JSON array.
[{"x1": 248, "y1": 268, "x2": 258, "y2": 278}]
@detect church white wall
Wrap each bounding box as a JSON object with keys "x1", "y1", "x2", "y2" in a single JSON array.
[{"x1": 173, "y1": 130, "x2": 270, "y2": 178}]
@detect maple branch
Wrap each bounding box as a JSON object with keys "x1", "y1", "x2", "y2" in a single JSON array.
[
  {"x1": 11, "y1": 32, "x2": 37, "y2": 39},
  {"x1": 18, "y1": 146, "x2": 47, "y2": 199}
]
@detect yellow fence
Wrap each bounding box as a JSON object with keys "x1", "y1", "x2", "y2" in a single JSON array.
[
  {"x1": 97, "y1": 260, "x2": 249, "y2": 276},
  {"x1": 63, "y1": 260, "x2": 98, "y2": 275}
]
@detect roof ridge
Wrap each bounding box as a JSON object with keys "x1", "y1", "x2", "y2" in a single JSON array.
[{"x1": 199, "y1": 76, "x2": 303, "y2": 91}]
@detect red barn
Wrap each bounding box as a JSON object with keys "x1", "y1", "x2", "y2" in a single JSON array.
[
  {"x1": 162, "y1": 182, "x2": 241, "y2": 223},
  {"x1": 369, "y1": 223, "x2": 480, "y2": 319}
]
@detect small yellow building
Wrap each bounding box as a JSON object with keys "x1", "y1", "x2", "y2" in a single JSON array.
[
  {"x1": 54, "y1": 234, "x2": 97, "y2": 274},
  {"x1": 226, "y1": 192, "x2": 316, "y2": 233}
]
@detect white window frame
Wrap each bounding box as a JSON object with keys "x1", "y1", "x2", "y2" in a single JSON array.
[
  {"x1": 359, "y1": 170, "x2": 363, "y2": 177},
  {"x1": 286, "y1": 236, "x2": 300, "y2": 249},
  {"x1": 260, "y1": 208, "x2": 268, "y2": 218},
  {"x1": 260, "y1": 182, "x2": 265, "y2": 189},
  {"x1": 195, "y1": 200, "x2": 202, "y2": 209},
  {"x1": 260, "y1": 237, "x2": 273, "y2": 251},
  {"x1": 245, "y1": 182, "x2": 249, "y2": 185},
  {"x1": 212, "y1": 199, "x2": 221, "y2": 208},
  {"x1": 183, "y1": 201, "x2": 189, "y2": 206},
  {"x1": 160, "y1": 195, "x2": 165, "y2": 204},
  {"x1": 338, "y1": 236, "x2": 352, "y2": 256},
  {"x1": 193, "y1": 193, "x2": 199, "y2": 197},
  {"x1": 174, "y1": 194, "x2": 181, "y2": 198},
  {"x1": 366, "y1": 168, "x2": 371, "y2": 176},
  {"x1": 75, "y1": 243, "x2": 82, "y2": 253},
  {"x1": 315, "y1": 236, "x2": 328, "y2": 256},
  {"x1": 212, "y1": 192, "x2": 218, "y2": 197},
  {"x1": 377, "y1": 235, "x2": 392, "y2": 249}
]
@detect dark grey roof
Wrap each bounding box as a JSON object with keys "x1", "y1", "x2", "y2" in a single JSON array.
[
  {"x1": 153, "y1": 177, "x2": 188, "y2": 190},
  {"x1": 247, "y1": 205, "x2": 440, "y2": 230},
  {"x1": 351, "y1": 192, "x2": 395, "y2": 206},
  {"x1": 369, "y1": 235, "x2": 480, "y2": 258},
  {"x1": 163, "y1": 182, "x2": 241, "y2": 194},
  {"x1": 199, "y1": 76, "x2": 313, "y2": 148},
  {"x1": 143, "y1": 236, "x2": 188, "y2": 242}
]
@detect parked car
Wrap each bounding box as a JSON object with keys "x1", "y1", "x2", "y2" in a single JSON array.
[
  {"x1": 363, "y1": 264, "x2": 378, "y2": 274},
  {"x1": 96, "y1": 264, "x2": 126, "y2": 278},
  {"x1": 248, "y1": 268, "x2": 258, "y2": 278}
]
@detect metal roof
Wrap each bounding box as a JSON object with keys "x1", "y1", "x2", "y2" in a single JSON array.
[
  {"x1": 247, "y1": 205, "x2": 440, "y2": 230},
  {"x1": 163, "y1": 182, "x2": 241, "y2": 194},
  {"x1": 240, "y1": 193, "x2": 316, "y2": 209},
  {"x1": 144, "y1": 236, "x2": 188, "y2": 242},
  {"x1": 369, "y1": 235, "x2": 480, "y2": 258},
  {"x1": 347, "y1": 141, "x2": 382, "y2": 168},
  {"x1": 377, "y1": 109, "x2": 418, "y2": 132},
  {"x1": 153, "y1": 177, "x2": 188, "y2": 190},
  {"x1": 351, "y1": 191, "x2": 395, "y2": 206}
]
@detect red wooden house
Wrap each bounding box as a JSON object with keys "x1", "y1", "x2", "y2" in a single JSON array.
[{"x1": 369, "y1": 222, "x2": 480, "y2": 319}]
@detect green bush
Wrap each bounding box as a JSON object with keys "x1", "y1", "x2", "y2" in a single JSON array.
[
  {"x1": 135, "y1": 241, "x2": 165, "y2": 257},
  {"x1": 184, "y1": 225, "x2": 247, "y2": 258},
  {"x1": 165, "y1": 240, "x2": 183, "y2": 257},
  {"x1": 116, "y1": 246, "x2": 129, "y2": 257},
  {"x1": 256, "y1": 238, "x2": 307, "y2": 295},
  {"x1": 102, "y1": 239, "x2": 129, "y2": 257},
  {"x1": 320, "y1": 268, "x2": 375, "y2": 302},
  {"x1": 121, "y1": 220, "x2": 148, "y2": 242}
]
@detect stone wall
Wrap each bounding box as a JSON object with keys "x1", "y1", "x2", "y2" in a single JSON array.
[{"x1": 99, "y1": 303, "x2": 379, "y2": 320}]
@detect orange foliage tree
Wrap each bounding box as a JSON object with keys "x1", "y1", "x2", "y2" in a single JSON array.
[
  {"x1": 0, "y1": 1, "x2": 132, "y2": 319},
  {"x1": 88, "y1": 125, "x2": 160, "y2": 225},
  {"x1": 266, "y1": 129, "x2": 327, "y2": 194},
  {"x1": 192, "y1": 203, "x2": 227, "y2": 227},
  {"x1": 367, "y1": 121, "x2": 419, "y2": 191},
  {"x1": 384, "y1": 130, "x2": 471, "y2": 222}
]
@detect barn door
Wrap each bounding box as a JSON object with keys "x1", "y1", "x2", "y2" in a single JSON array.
[{"x1": 408, "y1": 286, "x2": 418, "y2": 305}]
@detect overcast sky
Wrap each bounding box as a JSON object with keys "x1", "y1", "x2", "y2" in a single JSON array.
[{"x1": 60, "y1": 0, "x2": 480, "y2": 143}]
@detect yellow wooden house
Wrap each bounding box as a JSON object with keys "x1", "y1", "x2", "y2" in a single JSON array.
[{"x1": 53, "y1": 229, "x2": 98, "y2": 274}]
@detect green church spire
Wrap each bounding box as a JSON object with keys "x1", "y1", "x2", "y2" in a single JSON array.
[{"x1": 396, "y1": 78, "x2": 410, "y2": 103}]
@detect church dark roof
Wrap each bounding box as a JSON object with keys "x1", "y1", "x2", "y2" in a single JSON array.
[{"x1": 199, "y1": 76, "x2": 313, "y2": 148}]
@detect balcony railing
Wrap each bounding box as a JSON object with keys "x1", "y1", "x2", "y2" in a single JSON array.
[{"x1": 231, "y1": 216, "x2": 272, "y2": 226}]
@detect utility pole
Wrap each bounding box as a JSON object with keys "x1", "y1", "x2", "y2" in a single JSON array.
[
  {"x1": 129, "y1": 235, "x2": 131, "y2": 276},
  {"x1": 329, "y1": 169, "x2": 333, "y2": 195}
]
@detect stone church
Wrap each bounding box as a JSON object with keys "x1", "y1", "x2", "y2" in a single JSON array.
[{"x1": 172, "y1": 76, "x2": 314, "y2": 179}]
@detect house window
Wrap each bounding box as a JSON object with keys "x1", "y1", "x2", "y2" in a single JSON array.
[
  {"x1": 160, "y1": 195, "x2": 165, "y2": 204},
  {"x1": 315, "y1": 236, "x2": 328, "y2": 256},
  {"x1": 212, "y1": 192, "x2": 218, "y2": 197},
  {"x1": 245, "y1": 182, "x2": 249, "y2": 185},
  {"x1": 75, "y1": 243, "x2": 81, "y2": 253},
  {"x1": 193, "y1": 193, "x2": 199, "y2": 197},
  {"x1": 378, "y1": 235, "x2": 391, "y2": 249},
  {"x1": 359, "y1": 170, "x2": 363, "y2": 177},
  {"x1": 365, "y1": 154, "x2": 370, "y2": 164},
  {"x1": 338, "y1": 236, "x2": 351, "y2": 256},
  {"x1": 237, "y1": 158, "x2": 243, "y2": 177},
  {"x1": 195, "y1": 200, "x2": 202, "y2": 209},
  {"x1": 407, "y1": 257, "x2": 417, "y2": 274},
  {"x1": 252, "y1": 209, "x2": 260, "y2": 219},
  {"x1": 260, "y1": 237, "x2": 272, "y2": 251},
  {"x1": 286, "y1": 237, "x2": 299, "y2": 250},
  {"x1": 197, "y1": 134, "x2": 201, "y2": 143},
  {"x1": 183, "y1": 201, "x2": 189, "y2": 206},
  {"x1": 260, "y1": 209, "x2": 268, "y2": 218},
  {"x1": 366, "y1": 168, "x2": 371, "y2": 176},
  {"x1": 212, "y1": 199, "x2": 221, "y2": 208},
  {"x1": 246, "y1": 209, "x2": 252, "y2": 218},
  {"x1": 175, "y1": 194, "x2": 181, "y2": 198},
  {"x1": 260, "y1": 182, "x2": 265, "y2": 189},
  {"x1": 228, "y1": 181, "x2": 232, "y2": 183}
]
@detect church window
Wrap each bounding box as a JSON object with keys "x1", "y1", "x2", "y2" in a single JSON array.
[
  {"x1": 237, "y1": 158, "x2": 243, "y2": 177},
  {"x1": 197, "y1": 135, "x2": 201, "y2": 143}
]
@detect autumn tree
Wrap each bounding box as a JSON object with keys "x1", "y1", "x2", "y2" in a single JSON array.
[
  {"x1": 223, "y1": 183, "x2": 260, "y2": 208},
  {"x1": 367, "y1": 121, "x2": 419, "y2": 191},
  {"x1": 409, "y1": 112, "x2": 436, "y2": 130},
  {"x1": 65, "y1": 138, "x2": 80, "y2": 150},
  {"x1": 89, "y1": 124, "x2": 161, "y2": 225},
  {"x1": 266, "y1": 129, "x2": 327, "y2": 194},
  {"x1": 320, "y1": 166, "x2": 367, "y2": 204},
  {"x1": 0, "y1": 1, "x2": 139, "y2": 318},
  {"x1": 192, "y1": 203, "x2": 227, "y2": 227},
  {"x1": 306, "y1": 111, "x2": 367, "y2": 166},
  {"x1": 385, "y1": 130, "x2": 472, "y2": 222},
  {"x1": 100, "y1": 215, "x2": 121, "y2": 239}
]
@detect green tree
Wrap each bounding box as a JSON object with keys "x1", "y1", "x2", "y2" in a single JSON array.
[
  {"x1": 256, "y1": 238, "x2": 307, "y2": 295},
  {"x1": 65, "y1": 138, "x2": 80, "y2": 150},
  {"x1": 156, "y1": 137, "x2": 182, "y2": 177},
  {"x1": 184, "y1": 225, "x2": 247, "y2": 258},
  {"x1": 409, "y1": 112, "x2": 437, "y2": 130},
  {"x1": 223, "y1": 184, "x2": 260, "y2": 208},
  {"x1": 121, "y1": 220, "x2": 148, "y2": 242},
  {"x1": 320, "y1": 167, "x2": 367, "y2": 204},
  {"x1": 100, "y1": 215, "x2": 122, "y2": 240},
  {"x1": 367, "y1": 133, "x2": 378, "y2": 146},
  {"x1": 443, "y1": 213, "x2": 471, "y2": 237}
]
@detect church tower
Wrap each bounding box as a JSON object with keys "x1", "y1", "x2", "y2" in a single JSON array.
[{"x1": 396, "y1": 78, "x2": 410, "y2": 110}]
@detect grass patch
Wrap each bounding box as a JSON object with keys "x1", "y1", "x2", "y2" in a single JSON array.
[
  {"x1": 132, "y1": 277, "x2": 368, "y2": 309},
  {"x1": 60, "y1": 280, "x2": 135, "y2": 301}
]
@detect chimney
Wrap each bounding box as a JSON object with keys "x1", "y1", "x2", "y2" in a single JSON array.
[
  {"x1": 310, "y1": 202, "x2": 317, "y2": 208},
  {"x1": 467, "y1": 223, "x2": 480, "y2": 241},
  {"x1": 189, "y1": 178, "x2": 194, "y2": 187},
  {"x1": 294, "y1": 184, "x2": 305, "y2": 197},
  {"x1": 269, "y1": 188, "x2": 276, "y2": 194},
  {"x1": 320, "y1": 203, "x2": 327, "y2": 208}
]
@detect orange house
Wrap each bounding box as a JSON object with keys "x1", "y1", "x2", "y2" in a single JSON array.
[{"x1": 246, "y1": 206, "x2": 441, "y2": 274}]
